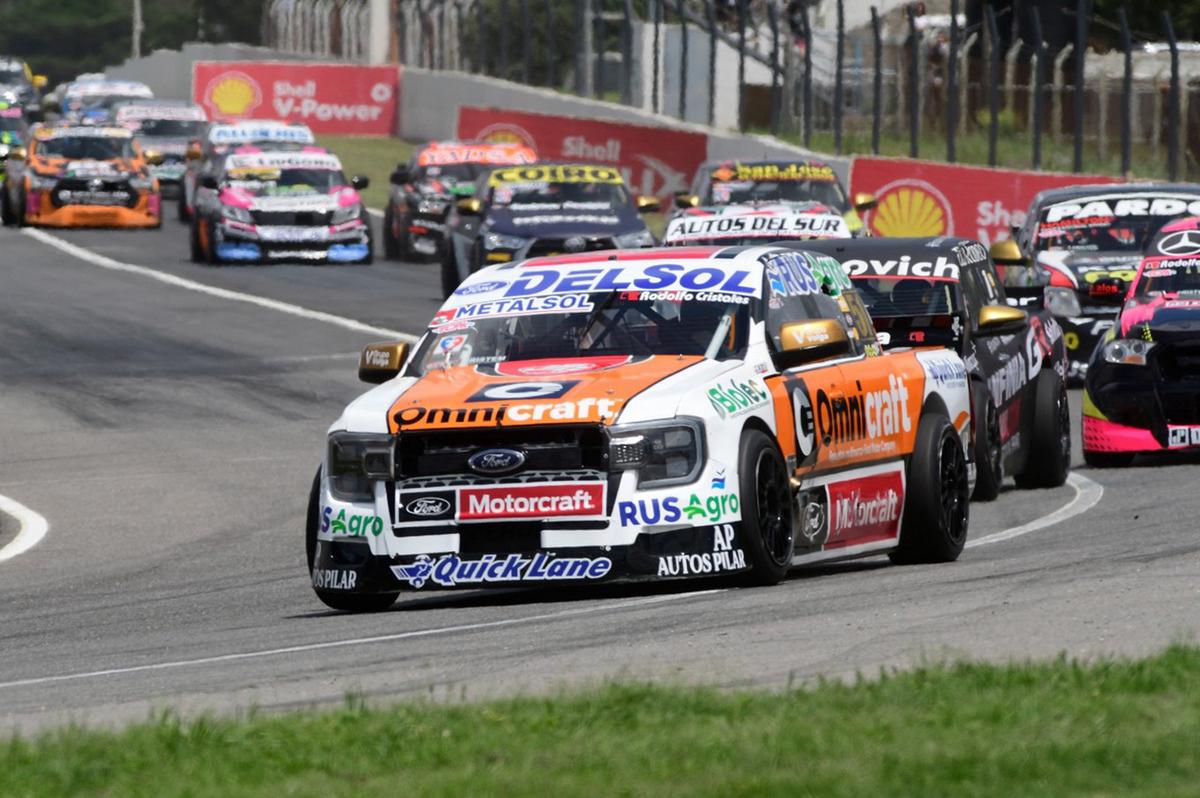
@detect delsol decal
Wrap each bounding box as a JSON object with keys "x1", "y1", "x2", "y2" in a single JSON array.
[{"x1": 458, "y1": 106, "x2": 707, "y2": 203}]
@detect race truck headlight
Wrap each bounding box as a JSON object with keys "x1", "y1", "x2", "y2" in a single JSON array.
[
  {"x1": 615, "y1": 229, "x2": 656, "y2": 248},
  {"x1": 331, "y1": 204, "x2": 363, "y2": 225},
  {"x1": 327, "y1": 432, "x2": 395, "y2": 501},
  {"x1": 609, "y1": 418, "x2": 704, "y2": 489},
  {"x1": 417, "y1": 197, "x2": 448, "y2": 215},
  {"x1": 28, "y1": 173, "x2": 58, "y2": 190},
  {"x1": 221, "y1": 204, "x2": 253, "y2": 223},
  {"x1": 1044, "y1": 286, "x2": 1082, "y2": 317},
  {"x1": 1101, "y1": 338, "x2": 1155, "y2": 366},
  {"x1": 484, "y1": 232, "x2": 528, "y2": 251}
]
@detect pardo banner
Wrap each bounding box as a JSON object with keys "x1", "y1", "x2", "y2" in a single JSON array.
[
  {"x1": 457, "y1": 106, "x2": 707, "y2": 202},
  {"x1": 192, "y1": 61, "x2": 399, "y2": 135},
  {"x1": 850, "y1": 157, "x2": 1122, "y2": 244}
]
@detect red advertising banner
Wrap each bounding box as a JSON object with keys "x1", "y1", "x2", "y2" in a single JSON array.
[
  {"x1": 850, "y1": 157, "x2": 1123, "y2": 244},
  {"x1": 192, "y1": 61, "x2": 399, "y2": 135},
  {"x1": 457, "y1": 106, "x2": 707, "y2": 202}
]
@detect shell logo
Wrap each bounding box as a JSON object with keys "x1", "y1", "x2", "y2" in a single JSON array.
[
  {"x1": 475, "y1": 122, "x2": 537, "y2": 151},
  {"x1": 867, "y1": 178, "x2": 954, "y2": 237},
  {"x1": 203, "y1": 71, "x2": 262, "y2": 117}
]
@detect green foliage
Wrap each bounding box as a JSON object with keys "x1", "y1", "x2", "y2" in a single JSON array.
[
  {"x1": 1091, "y1": 0, "x2": 1200, "y2": 41},
  {"x1": 3, "y1": 645, "x2": 1200, "y2": 797}
]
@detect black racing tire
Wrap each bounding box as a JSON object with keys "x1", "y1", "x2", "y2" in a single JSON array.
[
  {"x1": 305, "y1": 468, "x2": 397, "y2": 613},
  {"x1": 0, "y1": 183, "x2": 13, "y2": 226},
  {"x1": 737, "y1": 429, "x2": 794, "y2": 586},
  {"x1": 189, "y1": 218, "x2": 203, "y2": 262},
  {"x1": 15, "y1": 188, "x2": 27, "y2": 227},
  {"x1": 1083, "y1": 449, "x2": 1134, "y2": 469},
  {"x1": 382, "y1": 204, "x2": 401, "y2": 260},
  {"x1": 361, "y1": 223, "x2": 374, "y2": 265},
  {"x1": 890, "y1": 412, "x2": 970, "y2": 564},
  {"x1": 970, "y1": 381, "x2": 1003, "y2": 501},
  {"x1": 177, "y1": 192, "x2": 191, "y2": 222},
  {"x1": 440, "y1": 246, "x2": 461, "y2": 299},
  {"x1": 204, "y1": 219, "x2": 220, "y2": 265},
  {"x1": 1014, "y1": 369, "x2": 1072, "y2": 488}
]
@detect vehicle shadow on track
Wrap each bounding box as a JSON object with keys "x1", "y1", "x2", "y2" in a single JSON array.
[{"x1": 1088, "y1": 450, "x2": 1200, "y2": 471}]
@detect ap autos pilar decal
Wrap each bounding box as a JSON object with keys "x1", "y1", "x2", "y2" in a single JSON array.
[
  {"x1": 391, "y1": 552, "x2": 612, "y2": 588},
  {"x1": 656, "y1": 523, "x2": 749, "y2": 577}
]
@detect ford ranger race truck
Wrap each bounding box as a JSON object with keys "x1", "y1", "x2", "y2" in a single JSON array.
[{"x1": 306, "y1": 246, "x2": 972, "y2": 611}]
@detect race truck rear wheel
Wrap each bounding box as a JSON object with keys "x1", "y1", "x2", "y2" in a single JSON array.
[
  {"x1": 738, "y1": 430, "x2": 794, "y2": 585},
  {"x1": 970, "y1": 382, "x2": 1002, "y2": 501},
  {"x1": 177, "y1": 192, "x2": 190, "y2": 222},
  {"x1": 382, "y1": 204, "x2": 401, "y2": 260},
  {"x1": 1014, "y1": 369, "x2": 1071, "y2": 488},
  {"x1": 306, "y1": 468, "x2": 398, "y2": 613},
  {"x1": 440, "y1": 247, "x2": 460, "y2": 298},
  {"x1": 891, "y1": 412, "x2": 969, "y2": 564}
]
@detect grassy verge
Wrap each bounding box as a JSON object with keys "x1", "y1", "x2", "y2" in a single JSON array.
[
  {"x1": 5, "y1": 645, "x2": 1200, "y2": 797},
  {"x1": 315, "y1": 135, "x2": 416, "y2": 209}
]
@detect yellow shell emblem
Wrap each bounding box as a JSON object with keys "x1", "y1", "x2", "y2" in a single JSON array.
[
  {"x1": 475, "y1": 123, "x2": 536, "y2": 150},
  {"x1": 206, "y1": 73, "x2": 261, "y2": 116},
  {"x1": 869, "y1": 185, "x2": 948, "y2": 237}
]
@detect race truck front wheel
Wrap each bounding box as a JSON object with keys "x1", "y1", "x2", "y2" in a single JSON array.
[
  {"x1": 970, "y1": 382, "x2": 1002, "y2": 501},
  {"x1": 1014, "y1": 369, "x2": 1071, "y2": 488},
  {"x1": 305, "y1": 468, "x2": 398, "y2": 613},
  {"x1": 382, "y1": 204, "x2": 401, "y2": 260},
  {"x1": 891, "y1": 412, "x2": 969, "y2": 564},
  {"x1": 0, "y1": 185, "x2": 13, "y2": 226},
  {"x1": 738, "y1": 429, "x2": 794, "y2": 585},
  {"x1": 440, "y1": 247, "x2": 461, "y2": 298}
]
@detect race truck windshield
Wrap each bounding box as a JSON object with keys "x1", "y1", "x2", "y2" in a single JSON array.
[
  {"x1": 1035, "y1": 213, "x2": 1174, "y2": 253},
  {"x1": 851, "y1": 278, "x2": 962, "y2": 318},
  {"x1": 136, "y1": 119, "x2": 205, "y2": 138},
  {"x1": 0, "y1": 114, "x2": 24, "y2": 134},
  {"x1": 1135, "y1": 261, "x2": 1200, "y2": 296},
  {"x1": 0, "y1": 66, "x2": 24, "y2": 83},
  {"x1": 704, "y1": 179, "x2": 847, "y2": 209},
  {"x1": 37, "y1": 136, "x2": 133, "y2": 159},
  {"x1": 225, "y1": 167, "x2": 345, "y2": 195},
  {"x1": 489, "y1": 180, "x2": 629, "y2": 208},
  {"x1": 416, "y1": 292, "x2": 750, "y2": 373},
  {"x1": 415, "y1": 162, "x2": 479, "y2": 189}
]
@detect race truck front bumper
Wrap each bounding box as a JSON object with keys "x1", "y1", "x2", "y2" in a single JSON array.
[
  {"x1": 1082, "y1": 357, "x2": 1200, "y2": 454},
  {"x1": 216, "y1": 218, "x2": 371, "y2": 263},
  {"x1": 1059, "y1": 307, "x2": 1119, "y2": 381},
  {"x1": 25, "y1": 184, "x2": 160, "y2": 228}
]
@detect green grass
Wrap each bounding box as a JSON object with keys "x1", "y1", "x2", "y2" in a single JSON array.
[
  {"x1": 5, "y1": 645, "x2": 1200, "y2": 797},
  {"x1": 316, "y1": 135, "x2": 416, "y2": 209}
]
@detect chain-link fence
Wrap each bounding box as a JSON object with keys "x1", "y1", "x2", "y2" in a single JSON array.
[
  {"x1": 389, "y1": 0, "x2": 1200, "y2": 179},
  {"x1": 261, "y1": 0, "x2": 372, "y2": 61}
]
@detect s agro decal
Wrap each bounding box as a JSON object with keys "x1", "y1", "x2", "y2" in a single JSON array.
[
  {"x1": 707, "y1": 377, "x2": 769, "y2": 419},
  {"x1": 391, "y1": 553, "x2": 612, "y2": 588},
  {"x1": 617, "y1": 490, "x2": 741, "y2": 526},
  {"x1": 656, "y1": 523, "x2": 748, "y2": 577},
  {"x1": 322, "y1": 507, "x2": 384, "y2": 537}
]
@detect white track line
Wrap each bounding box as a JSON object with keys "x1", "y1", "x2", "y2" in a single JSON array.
[
  {"x1": 366, "y1": 206, "x2": 384, "y2": 218},
  {"x1": 0, "y1": 589, "x2": 723, "y2": 690},
  {"x1": 21, "y1": 228, "x2": 418, "y2": 343},
  {"x1": 966, "y1": 472, "x2": 1103, "y2": 548},
  {"x1": 0, "y1": 493, "x2": 49, "y2": 564}
]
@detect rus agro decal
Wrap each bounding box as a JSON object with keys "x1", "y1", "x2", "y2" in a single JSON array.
[{"x1": 391, "y1": 553, "x2": 612, "y2": 588}]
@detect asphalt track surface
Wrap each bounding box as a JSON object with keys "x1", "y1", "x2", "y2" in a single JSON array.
[{"x1": 1, "y1": 216, "x2": 1198, "y2": 735}]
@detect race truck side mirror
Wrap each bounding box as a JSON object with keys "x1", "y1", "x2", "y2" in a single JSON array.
[
  {"x1": 852, "y1": 192, "x2": 878, "y2": 212},
  {"x1": 6, "y1": 145, "x2": 26, "y2": 161},
  {"x1": 976, "y1": 304, "x2": 1028, "y2": 336},
  {"x1": 143, "y1": 149, "x2": 164, "y2": 166},
  {"x1": 1088, "y1": 276, "x2": 1128, "y2": 305},
  {"x1": 185, "y1": 142, "x2": 203, "y2": 161},
  {"x1": 358, "y1": 341, "x2": 411, "y2": 384},
  {"x1": 775, "y1": 320, "x2": 851, "y2": 369},
  {"x1": 32, "y1": 74, "x2": 48, "y2": 89},
  {"x1": 200, "y1": 175, "x2": 219, "y2": 190},
  {"x1": 351, "y1": 175, "x2": 370, "y2": 190},
  {"x1": 389, "y1": 167, "x2": 410, "y2": 186},
  {"x1": 989, "y1": 238, "x2": 1026, "y2": 265},
  {"x1": 636, "y1": 195, "x2": 660, "y2": 213},
  {"x1": 456, "y1": 197, "x2": 483, "y2": 215},
  {"x1": 674, "y1": 192, "x2": 700, "y2": 209}
]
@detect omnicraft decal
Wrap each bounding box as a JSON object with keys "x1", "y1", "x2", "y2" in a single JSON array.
[{"x1": 391, "y1": 553, "x2": 612, "y2": 588}]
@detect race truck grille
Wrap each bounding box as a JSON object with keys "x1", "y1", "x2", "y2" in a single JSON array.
[
  {"x1": 526, "y1": 236, "x2": 615, "y2": 258},
  {"x1": 251, "y1": 209, "x2": 332, "y2": 226},
  {"x1": 396, "y1": 425, "x2": 607, "y2": 478},
  {"x1": 1153, "y1": 340, "x2": 1200, "y2": 383},
  {"x1": 51, "y1": 179, "x2": 137, "y2": 208}
]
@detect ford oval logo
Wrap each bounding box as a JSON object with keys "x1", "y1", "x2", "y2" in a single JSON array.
[
  {"x1": 454, "y1": 280, "x2": 507, "y2": 297},
  {"x1": 467, "y1": 448, "x2": 526, "y2": 475},
  {"x1": 405, "y1": 496, "x2": 451, "y2": 517}
]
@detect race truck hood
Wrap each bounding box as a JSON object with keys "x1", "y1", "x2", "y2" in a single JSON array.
[
  {"x1": 385, "y1": 355, "x2": 704, "y2": 432},
  {"x1": 1118, "y1": 295, "x2": 1200, "y2": 338},
  {"x1": 484, "y1": 201, "x2": 643, "y2": 238},
  {"x1": 1037, "y1": 250, "x2": 1141, "y2": 290},
  {"x1": 219, "y1": 187, "x2": 360, "y2": 211}
]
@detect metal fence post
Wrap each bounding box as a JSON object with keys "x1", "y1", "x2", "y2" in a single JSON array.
[
  {"x1": 1118, "y1": 7, "x2": 1131, "y2": 176},
  {"x1": 479, "y1": 0, "x2": 488, "y2": 75},
  {"x1": 1164, "y1": 10, "x2": 1180, "y2": 181},
  {"x1": 871, "y1": 6, "x2": 882, "y2": 156},
  {"x1": 834, "y1": 0, "x2": 844, "y2": 154},
  {"x1": 1031, "y1": 6, "x2": 1044, "y2": 169},
  {"x1": 677, "y1": 0, "x2": 688, "y2": 121},
  {"x1": 769, "y1": 3, "x2": 781, "y2": 136},
  {"x1": 499, "y1": 0, "x2": 510, "y2": 79},
  {"x1": 621, "y1": 0, "x2": 635, "y2": 106},
  {"x1": 985, "y1": 3, "x2": 1000, "y2": 167},
  {"x1": 398, "y1": 2, "x2": 408, "y2": 64},
  {"x1": 652, "y1": 0, "x2": 661, "y2": 113},
  {"x1": 800, "y1": 2, "x2": 812, "y2": 148},
  {"x1": 737, "y1": 0, "x2": 747, "y2": 133},
  {"x1": 575, "y1": 0, "x2": 589, "y2": 95},
  {"x1": 947, "y1": 0, "x2": 958, "y2": 162},
  {"x1": 906, "y1": 4, "x2": 918, "y2": 158},
  {"x1": 544, "y1": 0, "x2": 558, "y2": 86},
  {"x1": 521, "y1": 0, "x2": 531, "y2": 83},
  {"x1": 1072, "y1": 0, "x2": 1089, "y2": 172},
  {"x1": 705, "y1": 0, "x2": 717, "y2": 127}
]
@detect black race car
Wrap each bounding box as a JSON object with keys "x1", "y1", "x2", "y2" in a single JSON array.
[
  {"x1": 382, "y1": 140, "x2": 537, "y2": 261},
  {"x1": 1082, "y1": 217, "x2": 1200, "y2": 467},
  {"x1": 796, "y1": 236, "x2": 1071, "y2": 500},
  {"x1": 440, "y1": 162, "x2": 659, "y2": 297},
  {"x1": 1013, "y1": 183, "x2": 1200, "y2": 381}
]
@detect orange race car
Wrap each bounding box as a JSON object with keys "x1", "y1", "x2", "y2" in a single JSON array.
[{"x1": 0, "y1": 124, "x2": 163, "y2": 228}]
